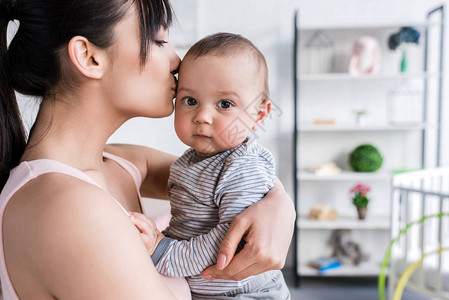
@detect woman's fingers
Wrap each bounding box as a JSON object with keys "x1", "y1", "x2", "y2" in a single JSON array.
[
  {"x1": 202, "y1": 237, "x2": 281, "y2": 281},
  {"x1": 204, "y1": 261, "x2": 267, "y2": 282},
  {"x1": 202, "y1": 179, "x2": 295, "y2": 281},
  {"x1": 214, "y1": 214, "x2": 249, "y2": 270},
  {"x1": 202, "y1": 246, "x2": 258, "y2": 280}
]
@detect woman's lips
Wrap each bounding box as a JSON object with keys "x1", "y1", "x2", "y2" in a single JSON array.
[{"x1": 172, "y1": 76, "x2": 178, "y2": 91}]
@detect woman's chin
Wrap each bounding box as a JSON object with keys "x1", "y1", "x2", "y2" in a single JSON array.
[{"x1": 148, "y1": 105, "x2": 174, "y2": 119}]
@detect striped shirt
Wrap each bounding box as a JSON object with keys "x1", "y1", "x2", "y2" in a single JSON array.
[{"x1": 153, "y1": 137, "x2": 276, "y2": 295}]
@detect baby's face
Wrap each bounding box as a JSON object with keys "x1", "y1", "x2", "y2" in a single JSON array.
[{"x1": 174, "y1": 54, "x2": 266, "y2": 157}]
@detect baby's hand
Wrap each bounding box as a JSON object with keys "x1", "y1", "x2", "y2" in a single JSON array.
[{"x1": 129, "y1": 212, "x2": 165, "y2": 256}]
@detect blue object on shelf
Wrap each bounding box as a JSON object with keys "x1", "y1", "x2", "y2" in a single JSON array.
[
  {"x1": 308, "y1": 257, "x2": 342, "y2": 273},
  {"x1": 388, "y1": 27, "x2": 420, "y2": 50}
]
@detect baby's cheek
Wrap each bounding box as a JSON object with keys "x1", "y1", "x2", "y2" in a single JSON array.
[
  {"x1": 174, "y1": 115, "x2": 190, "y2": 142},
  {"x1": 216, "y1": 120, "x2": 250, "y2": 149}
]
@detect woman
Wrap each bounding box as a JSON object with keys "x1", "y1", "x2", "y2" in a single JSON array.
[{"x1": 0, "y1": 0, "x2": 295, "y2": 299}]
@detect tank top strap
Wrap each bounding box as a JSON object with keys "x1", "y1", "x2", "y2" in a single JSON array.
[
  {"x1": 24, "y1": 159, "x2": 129, "y2": 216},
  {"x1": 102, "y1": 151, "x2": 143, "y2": 192}
]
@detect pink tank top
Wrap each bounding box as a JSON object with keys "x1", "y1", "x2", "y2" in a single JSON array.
[{"x1": 0, "y1": 152, "x2": 190, "y2": 300}]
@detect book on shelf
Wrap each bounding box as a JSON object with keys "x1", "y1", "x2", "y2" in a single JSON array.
[{"x1": 308, "y1": 257, "x2": 342, "y2": 273}]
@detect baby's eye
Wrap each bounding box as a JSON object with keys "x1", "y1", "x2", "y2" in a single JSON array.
[
  {"x1": 182, "y1": 97, "x2": 197, "y2": 106},
  {"x1": 218, "y1": 100, "x2": 233, "y2": 109}
]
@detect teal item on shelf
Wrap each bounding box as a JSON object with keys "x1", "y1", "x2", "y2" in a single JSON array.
[
  {"x1": 400, "y1": 50, "x2": 407, "y2": 73},
  {"x1": 349, "y1": 144, "x2": 383, "y2": 172}
]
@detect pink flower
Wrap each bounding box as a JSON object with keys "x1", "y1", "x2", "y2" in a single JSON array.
[{"x1": 350, "y1": 183, "x2": 371, "y2": 196}]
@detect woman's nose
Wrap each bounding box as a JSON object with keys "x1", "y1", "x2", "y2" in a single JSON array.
[
  {"x1": 194, "y1": 106, "x2": 213, "y2": 124},
  {"x1": 168, "y1": 43, "x2": 181, "y2": 74}
]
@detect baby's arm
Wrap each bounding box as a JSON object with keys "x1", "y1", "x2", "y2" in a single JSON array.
[
  {"x1": 133, "y1": 215, "x2": 231, "y2": 277},
  {"x1": 132, "y1": 153, "x2": 275, "y2": 278}
]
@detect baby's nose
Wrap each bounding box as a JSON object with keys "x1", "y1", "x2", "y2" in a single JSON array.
[{"x1": 194, "y1": 107, "x2": 213, "y2": 124}]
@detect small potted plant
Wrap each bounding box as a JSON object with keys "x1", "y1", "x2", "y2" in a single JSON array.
[
  {"x1": 350, "y1": 183, "x2": 371, "y2": 220},
  {"x1": 353, "y1": 109, "x2": 367, "y2": 125}
]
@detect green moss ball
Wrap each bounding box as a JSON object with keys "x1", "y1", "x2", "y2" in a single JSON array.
[{"x1": 349, "y1": 144, "x2": 383, "y2": 172}]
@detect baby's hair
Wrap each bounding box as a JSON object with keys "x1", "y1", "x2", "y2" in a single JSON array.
[{"x1": 184, "y1": 32, "x2": 269, "y2": 103}]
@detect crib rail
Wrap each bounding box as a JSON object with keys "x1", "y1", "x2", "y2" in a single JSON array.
[{"x1": 389, "y1": 168, "x2": 449, "y2": 300}]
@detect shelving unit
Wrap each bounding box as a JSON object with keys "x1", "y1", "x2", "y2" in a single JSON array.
[
  {"x1": 299, "y1": 124, "x2": 429, "y2": 132},
  {"x1": 298, "y1": 215, "x2": 390, "y2": 230},
  {"x1": 299, "y1": 72, "x2": 438, "y2": 81},
  {"x1": 300, "y1": 261, "x2": 382, "y2": 277},
  {"x1": 292, "y1": 6, "x2": 444, "y2": 284},
  {"x1": 298, "y1": 171, "x2": 391, "y2": 181}
]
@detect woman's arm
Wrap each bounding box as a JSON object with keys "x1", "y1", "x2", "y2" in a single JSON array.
[
  {"x1": 105, "y1": 144, "x2": 295, "y2": 280},
  {"x1": 131, "y1": 177, "x2": 295, "y2": 281},
  {"x1": 105, "y1": 144, "x2": 177, "y2": 200},
  {"x1": 202, "y1": 178, "x2": 295, "y2": 281}
]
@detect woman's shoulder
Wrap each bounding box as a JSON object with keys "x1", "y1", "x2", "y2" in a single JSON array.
[
  {"x1": 5, "y1": 174, "x2": 129, "y2": 285},
  {"x1": 4, "y1": 172, "x2": 129, "y2": 242},
  {"x1": 3, "y1": 173, "x2": 177, "y2": 299},
  {"x1": 6, "y1": 172, "x2": 122, "y2": 230},
  {"x1": 12, "y1": 171, "x2": 104, "y2": 202}
]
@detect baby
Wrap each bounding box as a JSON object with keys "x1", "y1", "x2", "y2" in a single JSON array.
[{"x1": 133, "y1": 32, "x2": 290, "y2": 299}]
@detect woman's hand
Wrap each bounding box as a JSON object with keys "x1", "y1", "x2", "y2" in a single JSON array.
[
  {"x1": 129, "y1": 212, "x2": 165, "y2": 256},
  {"x1": 202, "y1": 178, "x2": 295, "y2": 281}
]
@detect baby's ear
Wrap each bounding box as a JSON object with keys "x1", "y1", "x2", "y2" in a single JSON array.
[{"x1": 252, "y1": 100, "x2": 271, "y2": 131}]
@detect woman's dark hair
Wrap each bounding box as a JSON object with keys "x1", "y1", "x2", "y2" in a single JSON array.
[{"x1": 0, "y1": 0, "x2": 172, "y2": 189}]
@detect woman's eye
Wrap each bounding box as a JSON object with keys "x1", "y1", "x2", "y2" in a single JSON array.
[
  {"x1": 182, "y1": 97, "x2": 197, "y2": 106},
  {"x1": 218, "y1": 100, "x2": 233, "y2": 109},
  {"x1": 155, "y1": 40, "x2": 168, "y2": 47}
]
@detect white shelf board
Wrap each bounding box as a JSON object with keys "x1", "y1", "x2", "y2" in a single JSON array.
[
  {"x1": 297, "y1": 72, "x2": 439, "y2": 82},
  {"x1": 298, "y1": 171, "x2": 392, "y2": 181},
  {"x1": 297, "y1": 215, "x2": 390, "y2": 230},
  {"x1": 298, "y1": 261, "x2": 384, "y2": 277},
  {"x1": 298, "y1": 21, "x2": 441, "y2": 31},
  {"x1": 298, "y1": 124, "x2": 428, "y2": 132}
]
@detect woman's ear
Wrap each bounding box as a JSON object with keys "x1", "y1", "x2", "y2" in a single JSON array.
[
  {"x1": 67, "y1": 36, "x2": 108, "y2": 79},
  {"x1": 252, "y1": 101, "x2": 272, "y2": 131}
]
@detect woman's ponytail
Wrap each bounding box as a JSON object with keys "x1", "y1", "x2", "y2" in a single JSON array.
[{"x1": 0, "y1": 1, "x2": 26, "y2": 189}]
